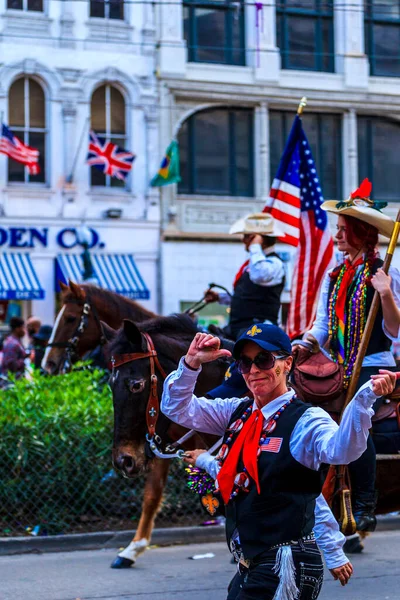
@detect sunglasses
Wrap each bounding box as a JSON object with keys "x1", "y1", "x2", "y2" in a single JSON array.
[{"x1": 236, "y1": 352, "x2": 288, "y2": 375}]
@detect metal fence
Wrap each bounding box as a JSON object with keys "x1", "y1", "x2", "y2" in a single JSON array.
[{"x1": 0, "y1": 369, "x2": 206, "y2": 538}]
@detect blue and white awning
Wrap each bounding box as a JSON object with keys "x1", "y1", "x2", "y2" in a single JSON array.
[
  {"x1": 55, "y1": 254, "x2": 150, "y2": 300},
  {"x1": 0, "y1": 253, "x2": 45, "y2": 300}
]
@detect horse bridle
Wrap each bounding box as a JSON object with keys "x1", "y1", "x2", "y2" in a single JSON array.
[
  {"x1": 111, "y1": 333, "x2": 199, "y2": 460},
  {"x1": 47, "y1": 296, "x2": 106, "y2": 374}
]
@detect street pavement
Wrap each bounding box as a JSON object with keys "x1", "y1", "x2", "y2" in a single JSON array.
[{"x1": 1, "y1": 531, "x2": 399, "y2": 600}]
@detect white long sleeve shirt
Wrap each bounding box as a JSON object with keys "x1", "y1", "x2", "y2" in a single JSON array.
[
  {"x1": 306, "y1": 265, "x2": 400, "y2": 367},
  {"x1": 161, "y1": 359, "x2": 378, "y2": 568},
  {"x1": 218, "y1": 244, "x2": 285, "y2": 306}
]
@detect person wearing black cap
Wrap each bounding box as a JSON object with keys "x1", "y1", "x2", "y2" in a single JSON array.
[
  {"x1": 161, "y1": 324, "x2": 395, "y2": 600},
  {"x1": 32, "y1": 325, "x2": 53, "y2": 371}
]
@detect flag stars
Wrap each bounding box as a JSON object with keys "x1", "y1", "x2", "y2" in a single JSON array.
[{"x1": 308, "y1": 159, "x2": 313, "y2": 164}]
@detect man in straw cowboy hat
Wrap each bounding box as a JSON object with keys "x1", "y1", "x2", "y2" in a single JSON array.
[
  {"x1": 299, "y1": 178, "x2": 400, "y2": 536},
  {"x1": 205, "y1": 213, "x2": 286, "y2": 340}
]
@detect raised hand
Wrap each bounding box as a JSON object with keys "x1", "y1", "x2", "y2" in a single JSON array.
[
  {"x1": 204, "y1": 289, "x2": 220, "y2": 304},
  {"x1": 185, "y1": 332, "x2": 232, "y2": 369}
]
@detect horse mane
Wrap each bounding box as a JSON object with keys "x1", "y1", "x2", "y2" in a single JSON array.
[
  {"x1": 138, "y1": 313, "x2": 198, "y2": 339},
  {"x1": 62, "y1": 284, "x2": 156, "y2": 321}
]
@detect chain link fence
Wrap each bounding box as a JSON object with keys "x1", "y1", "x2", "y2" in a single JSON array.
[{"x1": 0, "y1": 368, "x2": 205, "y2": 538}]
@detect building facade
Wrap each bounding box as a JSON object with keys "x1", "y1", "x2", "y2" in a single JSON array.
[
  {"x1": 157, "y1": 0, "x2": 400, "y2": 322},
  {"x1": 0, "y1": 0, "x2": 160, "y2": 326}
]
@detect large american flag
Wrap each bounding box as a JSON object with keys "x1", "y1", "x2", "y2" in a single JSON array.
[
  {"x1": 87, "y1": 130, "x2": 135, "y2": 181},
  {"x1": 264, "y1": 115, "x2": 334, "y2": 339},
  {"x1": 0, "y1": 123, "x2": 40, "y2": 175}
]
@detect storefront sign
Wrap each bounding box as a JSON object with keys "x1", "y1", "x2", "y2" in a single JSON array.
[{"x1": 0, "y1": 227, "x2": 104, "y2": 249}]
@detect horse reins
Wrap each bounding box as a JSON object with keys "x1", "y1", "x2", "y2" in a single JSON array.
[
  {"x1": 47, "y1": 296, "x2": 106, "y2": 373},
  {"x1": 111, "y1": 332, "x2": 167, "y2": 439}
]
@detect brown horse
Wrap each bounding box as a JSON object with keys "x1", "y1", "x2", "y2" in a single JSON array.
[
  {"x1": 42, "y1": 281, "x2": 156, "y2": 374},
  {"x1": 102, "y1": 314, "x2": 231, "y2": 568}
]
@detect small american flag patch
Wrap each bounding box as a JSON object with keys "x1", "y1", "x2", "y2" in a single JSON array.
[{"x1": 259, "y1": 437, "x2": 283, "y2": 453}]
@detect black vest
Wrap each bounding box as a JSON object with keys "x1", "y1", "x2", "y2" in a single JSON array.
[
  {"x1": 328, "y1": 258, "x2": 391, "y2": 357},
  {"x1": 229, "y1": 252, "x2": 284, "y2": 337},
  {"x1": 224, "y1": 398, "x2": 322, "y2": 559}
]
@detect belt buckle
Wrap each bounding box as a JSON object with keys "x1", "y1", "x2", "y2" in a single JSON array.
[{"x1": 239, "y1": 557, "x2": 250, "y2": 569}]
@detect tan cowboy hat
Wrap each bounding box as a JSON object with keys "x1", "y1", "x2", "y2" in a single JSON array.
[
  {"x1": 229, "y1": 212, "x2": 285, "y2": 237},
  {"x1": 321, "y1": 179, "x2": 395, "y2": 238}
]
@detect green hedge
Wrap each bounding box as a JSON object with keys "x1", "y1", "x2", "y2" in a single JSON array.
[{"x1": 0, "y1": 368, "x2": 203, "y2": 536}]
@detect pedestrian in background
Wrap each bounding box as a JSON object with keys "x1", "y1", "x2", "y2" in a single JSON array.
[
  {"x1": 1, "y1": 317, "x2": 29, "y2": 378},
  {"x1": 26, "y1": 316, "x2": 42, "y2": 353},
  {"x1": 32, "y1": 325, "x2": 53, "y2": 371}
]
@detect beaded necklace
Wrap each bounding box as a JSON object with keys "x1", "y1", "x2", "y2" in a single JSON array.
[
  {"x1": 328, "y1": 261, "x2": 370, "y2": 387},
  {"x1": 187, "y1": 396, "x2": 294, "y2": 502}
]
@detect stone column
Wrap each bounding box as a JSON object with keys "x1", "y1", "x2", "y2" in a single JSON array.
[
  {"x1": 343, "y1": 109, "x2": 359, "y2": 194},
  {"x1": 144, "y1": 105, "x2": 161, "y2": 220},
  {"x1": 335, "y1": 0, "x2": 369, "y2": 88},
  {"x1": 62, "y1": 100, "x2": 77, "y2": 180},
  {"x1": 255, "y1": 102, "x2": 270, "y2": 205},
  {"x1": 247, "y1": 0, "x2": 280, "y2": 82},
  {"x1": 157, "y1": 0, "x2": 186, "y2": 77}
]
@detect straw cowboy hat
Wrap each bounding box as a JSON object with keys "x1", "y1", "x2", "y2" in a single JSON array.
[
  {"x1": 321, "y1": 178, "x2": 395, "y2": 239},
  {"x1": 229, "y1": 212, "x2": 285, "y2": 237}
]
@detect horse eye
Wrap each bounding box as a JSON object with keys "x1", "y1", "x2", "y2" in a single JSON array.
[
  {"x1": 65, "y1": 315, "x2": 76, "y2": 324},
  {"x1": 127, "y1": 379, "x2": 145, "y2": 394}
]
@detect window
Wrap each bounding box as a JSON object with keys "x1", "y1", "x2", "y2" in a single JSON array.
[
  {"x1": 7, "y1": 0, "x2": 43, "y2": 10},
  {"x1": 90, "y1": 84, "x2": 126, "y2": 188},
  {"x1": 8, "y1": 77, "x2": 46, "y2": 184},
  {"x1": 269, "y1": 111, "x2": 342, "y2": 200},
  {"x1": 365, "y1": 0, "x2": 400, "y2": 76},
  {"x1": 358, "y1": 116, "x2": 400, "y2": 202},
  {"x1": 183, "y1": 0, "x2": 245, "y2": 65},
  {"x1": 277, "y1": 0, "x2": 334, "y2": 72},
  {"x1": 178, "y1": 108, "x2": 254, "y2": 196},
  {"x1": 90, "y1": 0, "x2": 124, "y2": 20}
]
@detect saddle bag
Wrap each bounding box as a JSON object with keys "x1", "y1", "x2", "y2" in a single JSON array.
[{"x1": 291, "y1": 341, "x2": 344, "y2": 412}]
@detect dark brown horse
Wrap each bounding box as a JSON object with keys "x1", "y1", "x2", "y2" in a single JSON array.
[
  {"x1": 102, "y1": 314, "x2": 231, "y2": 568},
  {"x1": 42, "y1": 281, "x2": 156, "y2": 374}
]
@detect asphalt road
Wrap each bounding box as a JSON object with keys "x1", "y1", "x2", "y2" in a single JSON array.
[{"x1": 1, "y1": 531, "x2": 399, "y2": 600}]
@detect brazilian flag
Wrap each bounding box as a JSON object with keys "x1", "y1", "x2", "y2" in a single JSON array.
[{"x1": 150, "y1": 140, "x2": 181, "y2": 187}]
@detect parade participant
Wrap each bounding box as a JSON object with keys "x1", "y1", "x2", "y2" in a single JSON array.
[
  {"x1": 161, "y1": 326, "x2": 395, "y2": 600},
  {"x1": 26, "y1": 316, "x2": 42, "y2": 352},
  {"x1": 300, "y1": 179, "x2": 400, "y2": 533},
  {"x1": 1, "y1": 317, "x2": 29, "y2": 378},
  {"x1": 32, "y1": 325, "x2": 53, "y2": 371},
  {"x1": 205, "y1": 213, "x2": 286, "y2": 339}
]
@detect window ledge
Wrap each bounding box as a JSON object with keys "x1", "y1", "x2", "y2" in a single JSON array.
[
  {"x1": 86, "y1": 17, "x2": 133, "y2": 42},
  {"x1": 2, "y1": 10, "x2": 52, "y2": 36},
  {"x1": 4, "y1": 184, "x2": 53, "y2": 198},
  {"x1": 88, "y1": 188, "x2": 135, "y2": 203},
  {"x1": 177, "y1": 193, "x2": 255, "y2": 203}
]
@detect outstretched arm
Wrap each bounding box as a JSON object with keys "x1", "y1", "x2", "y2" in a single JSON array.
[{"x1": 371, "y1": 268, "x2": 400, "y2": 339}]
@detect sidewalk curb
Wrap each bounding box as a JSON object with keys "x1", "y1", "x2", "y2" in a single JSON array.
[
  {"x1": 0, "y1": 525, "x2": 226, "y2": 556},
  {"x1": 0, "y1": 514, "x2": 399, "y2": 556}
]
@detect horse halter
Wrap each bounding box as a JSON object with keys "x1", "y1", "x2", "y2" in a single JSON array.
[
  {"x1": 47, "y1": 296, "x2": 105, "y2": 374},
  {"x1": 111, "y1": 332, "x2": 167, "y2": 440}
]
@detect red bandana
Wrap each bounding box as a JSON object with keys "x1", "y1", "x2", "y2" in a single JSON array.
[{"x1": 233, "y1": 260, "x2": 250, "y2": 289}]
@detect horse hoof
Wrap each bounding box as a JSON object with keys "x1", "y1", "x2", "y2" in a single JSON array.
[{"x1": 110, "y1": 556, "x2": 134, "y2": 569}]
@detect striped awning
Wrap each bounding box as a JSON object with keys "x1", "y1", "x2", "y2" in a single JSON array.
[
  {"x1": 55, "y1": 254, "x2": 150, "y2": 300},
  {"x1": 0, "y1": 253, "x2": 45, "y2": 300}
]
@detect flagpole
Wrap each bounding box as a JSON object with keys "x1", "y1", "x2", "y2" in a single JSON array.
[
  {"x1": 59, "y1": 116, "x2": 90, "y2": 218},
  {"x1": 297, "y1": 97, "x2": 307, "y2": 116}
]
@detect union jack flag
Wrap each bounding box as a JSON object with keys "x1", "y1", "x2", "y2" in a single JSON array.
[
  {"x1": 0, "y1": 123, "x2": 40, "y2": 175},
  {"x1": 87, "y1": 130, "x2": 135, "y2": 181},
  {"x1": 263, "y1": 115, "x2": 334, "y2": 339},
  {"x1": 259, "y1": 437, "x2": 283, "y2": 453}
]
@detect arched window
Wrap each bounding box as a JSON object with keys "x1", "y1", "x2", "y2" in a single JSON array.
[
  {"x1": 178, "y1": 107, "x2": 254, "y2": 196},
  {"x1": 8, "y1": 77, "x2": 46, "y2": 183},
  {"x1": 358, "y1": 116, "x2": 400, "y2": 203},
  {"x1": 90, "y1": 84, "x2": 126, "y2": 188}
]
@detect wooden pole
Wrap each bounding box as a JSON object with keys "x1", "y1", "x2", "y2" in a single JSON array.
[{"x1": 340, "y1": 208, "x2": 400, "y2": 417}]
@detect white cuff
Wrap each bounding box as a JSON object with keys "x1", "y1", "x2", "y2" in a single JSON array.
[{"x1": 324, "y1": 550, "x2": 349, "y2": 570}]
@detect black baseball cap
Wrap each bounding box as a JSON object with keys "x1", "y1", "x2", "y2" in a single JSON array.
[{"x1": 233, "y1": 323, "x2": 292, "y2": 358}]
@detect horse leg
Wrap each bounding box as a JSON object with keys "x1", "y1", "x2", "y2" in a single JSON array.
[{"x1": 111, "y1": 458, "x2": 171, "y2": 568}]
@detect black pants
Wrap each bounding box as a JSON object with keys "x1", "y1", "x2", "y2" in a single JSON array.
[
  {"x1": 348, "y1": 365, "x2": 397, "y2": 501},
  {"x1": 227, "y1": 541, "x2": 323, "y2": 600}
]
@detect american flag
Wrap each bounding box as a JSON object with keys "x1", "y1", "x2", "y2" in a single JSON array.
[
  {"x1": 264, "y1": 115, "x2": 334, "y2": 339},
  {"x1": 259, "y1": 437, "x2": 283, "y2": 453},
  {"x1": 87, "y1": 130, "x2": 135, "y2": 181},
  {"x1": 0, "y1": 123, "x2": 40, "y2": 175}
]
